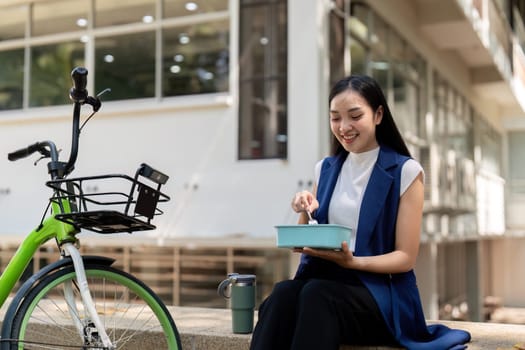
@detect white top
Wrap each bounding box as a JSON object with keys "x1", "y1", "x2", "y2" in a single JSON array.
[{"x1": 314, "y1": 147, "x2": 423, "y2": 251}]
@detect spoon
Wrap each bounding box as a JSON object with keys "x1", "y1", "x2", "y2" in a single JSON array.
[{"x1": 305, "y1": 210, "x2": 318, "y2": 225}]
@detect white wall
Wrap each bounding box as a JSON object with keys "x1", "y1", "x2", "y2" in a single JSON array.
[{"x1": 0, "y1": 97, "x2": 294, "y2": 238}]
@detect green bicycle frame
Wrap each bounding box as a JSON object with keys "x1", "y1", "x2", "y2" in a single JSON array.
[{"x1": 0, "y1": 199, "x2": 78, "y2": 308}]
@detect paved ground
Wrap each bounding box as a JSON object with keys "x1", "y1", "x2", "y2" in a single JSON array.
[
  {"x1": 1, "y1": 299, "x2": 524, "y2": 349},
  {"x1": 171, "y1": 306, "x2": 525, "y2": 350}
]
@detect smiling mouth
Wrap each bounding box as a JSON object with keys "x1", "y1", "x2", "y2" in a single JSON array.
[{"x1": 341, "y1": 134, "x2": 357, "y2": 142}]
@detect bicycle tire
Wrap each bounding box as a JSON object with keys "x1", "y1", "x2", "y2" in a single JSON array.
[{"x1": 8, "y1": 263, "x2": 182, "y2": 350}]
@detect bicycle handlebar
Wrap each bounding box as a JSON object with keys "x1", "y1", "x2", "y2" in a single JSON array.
[
  {"x1": 8, "y1": 141, "x2": 58, "y2": 162},
  {"x1": 7, "y1": 67, "x2": 101, "y2": 180},
  {"x1": 8, "y1": 142, "x2": 43, "y2": 161}
]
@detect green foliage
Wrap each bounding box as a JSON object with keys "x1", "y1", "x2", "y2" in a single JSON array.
[
  {"x1": 0, "y1": 49, "x2": 24, "y2": 110},
  {"x1": 29, "y1": 42, "x2": 85, "y2": 107}
]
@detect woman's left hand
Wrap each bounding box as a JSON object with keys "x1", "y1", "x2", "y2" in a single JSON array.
[{"x1": 293, "y1": 241, "x2": 354, "y2": 268}]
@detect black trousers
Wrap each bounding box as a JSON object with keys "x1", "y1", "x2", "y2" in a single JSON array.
[{"x1": 250, "y1": 278, "x2": 397, "y2": 350}]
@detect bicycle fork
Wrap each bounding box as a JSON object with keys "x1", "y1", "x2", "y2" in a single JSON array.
[{"x1": 62, "y1": 243, "x2": 115, "y2": 350}]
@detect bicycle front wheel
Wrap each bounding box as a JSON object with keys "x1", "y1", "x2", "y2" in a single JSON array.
[{"x1": 9, "y1": 263, "x2": 181, "y2": 350}]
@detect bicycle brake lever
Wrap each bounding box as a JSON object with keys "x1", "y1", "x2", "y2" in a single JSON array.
[
  {"x1": 84, "y1": 96, "x2": 101, "y2": 112},
  {"x1": 34, "y1": 155, "x2": 47, "y2": 166},
  {"x1": 33, "y1": 148, "x2": 60, "y2": 166},
  {"x1": 84, "y1": 88, "x2": 110, "y2": 112},
  {"x1": 97, "y1": 88, "x2": 111, "y2": 97}
]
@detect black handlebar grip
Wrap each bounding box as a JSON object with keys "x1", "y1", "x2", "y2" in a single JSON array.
[
  {"x1": 69, "y1": 67, "x2": 88, "y2": 103},
  {"x1": 8, "y1": 142, "x2": 41, "y2": 161}
]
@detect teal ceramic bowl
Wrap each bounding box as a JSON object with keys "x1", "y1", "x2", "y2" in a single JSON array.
[{"x1": 275, "y1": 224, "x2": 352, "y2": 249}]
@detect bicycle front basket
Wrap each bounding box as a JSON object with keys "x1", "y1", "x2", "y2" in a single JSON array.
[{"x1": 46, "y1": 164, "x2": 170, "y2": 234}]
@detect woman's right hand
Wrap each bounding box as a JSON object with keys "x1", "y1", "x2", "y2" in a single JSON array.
[{"x1": 291, "y1": 190, "x2": 319, "y2": 214}]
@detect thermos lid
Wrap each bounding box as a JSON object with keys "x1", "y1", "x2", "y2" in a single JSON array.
[
  {"x1": 218, "y1": 273, "x2": 257, "y2": 298},
  {"x1": 231, "y1": 274, "x2": 256, "y2": 284}
]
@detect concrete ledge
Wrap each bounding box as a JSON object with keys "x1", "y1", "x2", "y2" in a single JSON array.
[
  {"x1": 1, "y1": 304, "x2": 523, "y2": 349},
  {"x1": 172, "y1": 306, "x2": 525, "y2": 350}
]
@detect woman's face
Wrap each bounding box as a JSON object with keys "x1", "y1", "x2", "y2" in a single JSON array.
[{"x1": 329, "y1": 89, "x2": 383, "y2": 153}]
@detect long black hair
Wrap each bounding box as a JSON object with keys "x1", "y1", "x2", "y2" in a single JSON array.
[{"x1": 329, "y1": 75, "x2": 411, "y2": 157}]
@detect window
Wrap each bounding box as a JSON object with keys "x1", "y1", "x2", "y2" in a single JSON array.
[
  {"x1": 0, "y1": 49, "x2": 24, "y2": 110},
  {"x1": 95, "y1": 32, "x2": 156, "y2": 100},
  {"x1": 477, "y1": 117, "x2": 502, "y2": 175},
  {"x1": 345, "y1": 3, "x2": 427, "y2": 145},
  {"x1": 431, "y1": 75, "x2": 477, "y2": 220},
  {"x1": 342, "y1": 3, "x2": 485, "y2": 236},
  {"x1": 508, "y1": 130, "x2": 525, "y2": 194},
  {"x1": 33, "y1": 0, "x2": 89, "y2": 36},
  {"x1": 392, "y1": 72, "x2": 421, "y2": 139},
  {"x1": 346, "y1": 2, "x2": 369, "y2": 77},
  {"x1": 389, "y1": 37, "x2": 425, "y2": 143},
  {"x1": 0, "y1": 0, "x2": 229, "y2": 110},
  {"x1": 162, "y1": 20, "x2": 229, "y2": 97},
  {"x1": 95, "y1": 0, "x2": 155, "y2": 27},
  {"x1": 432, "y1": 76, "x2": 476, "y2": 161},
  {"x1": 329, "y1": 0, "x2": 347, "y2": 85},
  {"x1": 238, "y1": 0, "x2": 288, "y2": 160}
]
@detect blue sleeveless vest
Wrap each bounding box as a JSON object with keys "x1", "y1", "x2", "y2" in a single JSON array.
[{"x1": 294, "y1": 146, "x2": 471, "y2": 350}]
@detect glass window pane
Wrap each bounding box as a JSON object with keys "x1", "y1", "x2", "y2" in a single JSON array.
[
  {"x1": 509, "y1": 131, "x2": 525, "y2": 193},
  {"x1": 370, "y1": 13, "x2": 388, "y2": 56},
  {"x1": 238, "y1": 0, "x2": 287, "y2": 160},
  {"x1": 95, "y1": 0, "x2": 156, "y2": 27},
  {"x1": 329, "y1": 7, "x2": 346, "y2": 83},
  {"x1": 349, "y1": 40, "x2": 366, "y2": 75},
  {"x1": 30, "y1": 42, "x2": 85, "y2": 107},
  {"x1": 434, "y1": 76, "x2": 447, "y2": 136},
  {"x1": 238, "y1": 79, "x2": 287, "y2": 159},
  {"x1": 389, "y1": 31, "x2": 404, "y2": 66},
  {"x1": 0, "y1": 6, "x2": 27, "y2": 40},
  {"x1": 448, "y1": 95, "x2": 473, "y2": 159},
  {"x1": 478, "y1": 117, "x2": 502, "y2": 175},
  {"x1": 162, "y1": 20, "x2": 229, "y2": 96},
  {"x1": 33, "y1": 0, "x2": 89, "y2": 36},
  {"x1": 239, "y1": 2, "x2": 287, "y2": 79},
  {"x1": 95, "y1": 32, "x2": 155, "y2": 100},
  {"x1": 509, "y1": 131, "x2": 525, "y2": 179},
  {"x1": 349, "y1": 3, "x2": 369, "y2": 42},
  {"x1": 370, "y1": 59, "x2": 388, "y2": 92},
  {"x1": 163, "y1": 0, "x2": 228, "y2": 17},
  {"x1": 392, "y1": 74, "x2": 420, "y2": 139},
  {"x1": 0, "y1": 49, "x2": 24, "y2": 110},
  {"x1": 405, "y1": 46, "x2": 423, "y2": 81}
]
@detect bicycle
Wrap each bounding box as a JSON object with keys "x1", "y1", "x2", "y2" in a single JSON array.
[{"x1": 0, "y1": 67, "x2": 182, "y2": 349}]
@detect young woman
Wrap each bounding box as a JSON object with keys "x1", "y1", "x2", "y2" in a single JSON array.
[{"x1": 250, "y1": 75, "x2": 471, "y2": 350}]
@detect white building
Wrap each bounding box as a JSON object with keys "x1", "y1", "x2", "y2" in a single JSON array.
[{"x1": 1, "y1": 0, "x2": 525, "y2": 321}]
